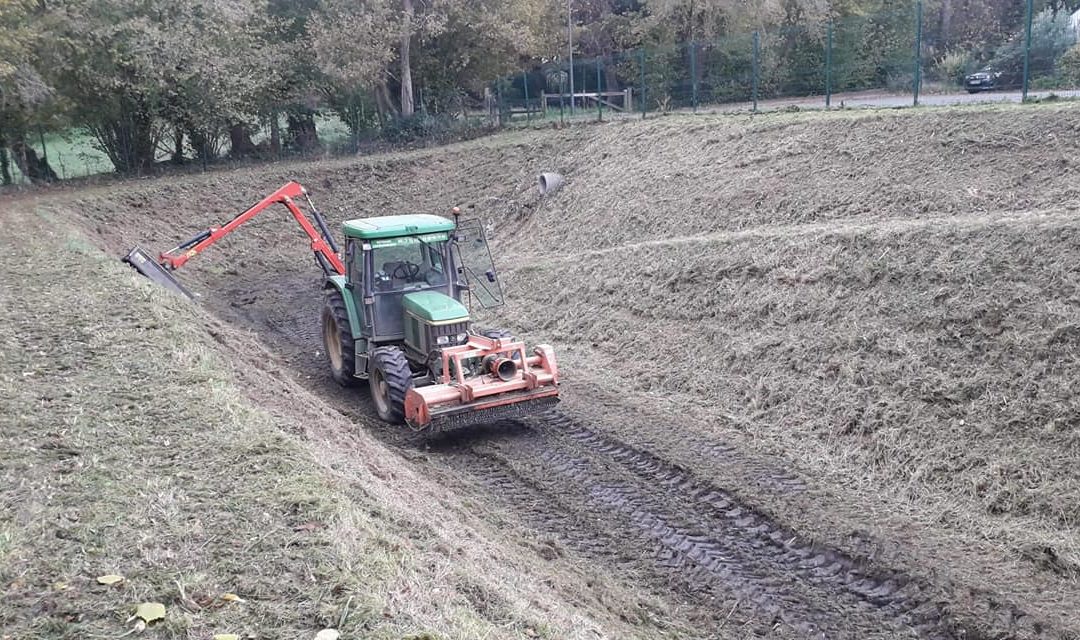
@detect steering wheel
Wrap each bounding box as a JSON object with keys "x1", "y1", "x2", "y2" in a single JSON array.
[{"x1": 392, "y1": 261, "x2": 421, "y2": 280}]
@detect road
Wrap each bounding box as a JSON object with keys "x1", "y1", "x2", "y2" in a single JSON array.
[{"x1": 704, "y1": 87, "x2": 1080, "y2": 113}]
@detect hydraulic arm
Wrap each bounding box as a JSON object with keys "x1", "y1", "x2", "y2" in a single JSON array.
[{"x1": 124, "y1": 181, "x2": 343, "y2": 297}]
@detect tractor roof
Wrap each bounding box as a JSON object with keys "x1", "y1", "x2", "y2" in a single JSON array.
[{"x1": 343, "y1": 214, "x2": 455, "y2": 239}]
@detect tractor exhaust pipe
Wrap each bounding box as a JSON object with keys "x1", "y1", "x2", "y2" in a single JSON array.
[{"x1": 483, "y1": 355, "x2": 518, "y2": 381}]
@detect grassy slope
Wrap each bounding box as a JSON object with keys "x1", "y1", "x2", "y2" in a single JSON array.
[
  {"x1": 488, "y1": 105, "x2": 1080, "y2": 627},
  {"x1": 508, "y1": 211, "x2": 1080, "y2": 555},
  {"x1": 0, "y1": 206, "x2": 667, "y2": 639},
  {"x1": 10, "y1": 101, "x2": 1080, "y2": 636}
]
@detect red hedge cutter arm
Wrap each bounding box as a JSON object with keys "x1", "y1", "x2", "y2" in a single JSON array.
[{"x1": 123, "y1": 181, "x2": 344, "y2": 298}]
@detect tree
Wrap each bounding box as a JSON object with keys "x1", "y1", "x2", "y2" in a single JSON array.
[
  {"x1": 412, "y1": 0, "x2": 560, "y2": 112},
  {"x1": 34, "y1": 0, "x2": 281, "y2": 173},
  {"x1": 0, "y1": 0, "x2": 58, "y2": 184},
  {"x1": 310, "y1": 0, "x2": 396, "y2": 136},
  {"x1": 400, "y1": 0, "x2": 416, "y2": 117}
]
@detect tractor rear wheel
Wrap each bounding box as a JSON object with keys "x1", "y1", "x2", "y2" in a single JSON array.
[
  {"x1": 370, "y1": 346, "x2": 413, "y2": 423},
  {"x1": 322, "y1": 290, "x2": 357, "y2": 387}
]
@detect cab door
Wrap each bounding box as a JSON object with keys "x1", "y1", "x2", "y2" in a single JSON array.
[
  {"x1": 345, "y1": 238, "x2": 374, "y2": 337},
  {"x1": 451, "y1": 219, "x2": 504, "y2": 309}
]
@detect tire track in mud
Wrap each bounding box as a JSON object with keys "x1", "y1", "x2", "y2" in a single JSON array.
[
  {"x1": 466, "y1": 420, "x2": 939, "y2": 638},
  {"x1": 203, "y1": 289, "x2": 1059, "y2": 640},
  {"x1": 512, "y1": 410, "x2": 1056, "y2": 640}
]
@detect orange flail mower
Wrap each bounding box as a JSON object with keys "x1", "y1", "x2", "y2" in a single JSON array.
[{"x1": 405, "y1": 334, "x2": 559, "y2": 430}]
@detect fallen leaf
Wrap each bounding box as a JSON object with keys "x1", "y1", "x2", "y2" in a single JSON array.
[
  {"x1": 293, "y1": 521, "x2": 323, "y2": 532},
  {"x1": 96, "y1": 574, "x2": 124, "y2": 586},
  {"x1": 524, "y1": 628, "x2": 538, "y2": 638},
  {"x1": 213, "y1": 635, "x2": 240, "y2": 640},
  {"x1": 220, "y1": 593, "x2": 245, "y2": 603},
  {"x1": 314, "y1": 630, "x2": 340, "y2": 640},
  {"x1": 134, "y1": 602, "x2": 166, "y2": 624}
]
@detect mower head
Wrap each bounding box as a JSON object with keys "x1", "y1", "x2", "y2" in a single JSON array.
[
  {"x1": 123, "y1": 246, "x2": 192, "y2": 298},
  {"x1": 404, "y1": 335, "x2": 560, "y2": 433}
]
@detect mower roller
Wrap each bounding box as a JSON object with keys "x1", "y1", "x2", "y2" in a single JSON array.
[{"x1": 124, "y1": 181, "x2": 559, "y2": 433}]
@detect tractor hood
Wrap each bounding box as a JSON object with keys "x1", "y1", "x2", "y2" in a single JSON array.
[{"x1": 403, "y1": 290, "x2": 469, "y2": 324}]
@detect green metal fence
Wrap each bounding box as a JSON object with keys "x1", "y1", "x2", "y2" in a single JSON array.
[
  {"x1": 5, "y1": 0, "x2": 1080, "y2": 185},
  {"x1": 493, "y1": 0, "x2": 1080, "y2": 123}
]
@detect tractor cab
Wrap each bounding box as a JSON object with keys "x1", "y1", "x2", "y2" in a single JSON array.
[{"x1": 327, "y1": 214, "x2": 505, "y2": 381}]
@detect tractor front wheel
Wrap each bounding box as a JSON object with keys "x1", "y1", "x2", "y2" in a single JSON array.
[
  {"x1": 370, "y1": 346, "x2": 413, "y2": 423},
  {"x1": 322, "y1": 290, "x2": 357, "y2": 387}
]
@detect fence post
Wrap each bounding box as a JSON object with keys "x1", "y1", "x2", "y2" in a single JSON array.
[
  {"x1": 523, "y1": 71, "x2": 531, "y2": 122},
  {"x1": 497, "y1": 80, "x2": 504, "y2": 125},
  {"x1": 690, "y1": 41, "x2": 698, "y2": 112},
  {"x1": 596, "y1": 57, "x2": 603, "y2": 121},
  {"x1": 1022, "y1": 0, "x2": 1033, "y2": 102},
  {"x1": 752, "y1": 31, "x2": 760, "y2": 112},
  {"x1": 639, "y1": 47, "x2": 647, "y2": 119},
  {"x1": 825, "y1": 21, "x2": 833, "y2": 108},
  {"x1": 37, "y1": 125, "x2": 49, "y2": 174},
  {"x1": 913, "y1": 0, "x2": 923, "y2": 106},
  {"x1": 559, "y1": 76, "x2": 566, "y2": 124}
]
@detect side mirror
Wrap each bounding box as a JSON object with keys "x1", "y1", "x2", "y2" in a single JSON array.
[{"x1": 485, "y1": 270, "x2": 496, "y2": 283}]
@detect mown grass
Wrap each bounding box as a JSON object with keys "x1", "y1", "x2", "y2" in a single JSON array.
[
  {"x1": 0, "y1": 209, "x2": 397, "y2": 638},
  {"x1": 0, "y1": 206, "x2": 643, "y2": 639}
]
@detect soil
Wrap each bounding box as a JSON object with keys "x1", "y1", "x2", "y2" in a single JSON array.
[{"x1": 11, "y1": 102, "x2": 1080, "y2": 638}]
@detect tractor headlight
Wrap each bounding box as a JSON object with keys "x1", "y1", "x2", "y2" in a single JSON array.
[
  {"x1": 436, "y1": 335, "x2": 450, "y2": 346},
  {"x1": 456, "y1": 332, "x2": 469, "y2": 344}
]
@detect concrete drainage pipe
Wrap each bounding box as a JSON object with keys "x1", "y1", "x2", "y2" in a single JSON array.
[{"x1": 538, "y1": 172, "x2": 565, "y2": 196}]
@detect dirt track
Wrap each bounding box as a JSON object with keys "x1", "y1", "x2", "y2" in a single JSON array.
[
  {"x1": 54, "y1": 103, "x2": 1080, "y2": 638},
  {"x1": 197, "y1": 267, "x2": 1065, "y2": 639}
]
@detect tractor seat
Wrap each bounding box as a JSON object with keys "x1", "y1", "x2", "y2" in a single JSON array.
[{"x1": 424, "y1": 269, "x2": 447, "y2": 286}]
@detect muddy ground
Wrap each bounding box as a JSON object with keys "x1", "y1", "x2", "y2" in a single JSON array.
[{"x1": 10, "y1": 103, "x2": 1080, "y2": 638}]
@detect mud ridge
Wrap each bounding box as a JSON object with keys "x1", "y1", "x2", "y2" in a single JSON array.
[{"x1": 525, "y1": 410, "x2": 1056, "y2": 640}]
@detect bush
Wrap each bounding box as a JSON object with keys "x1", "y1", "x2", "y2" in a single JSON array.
[
  {"x1": 886, "y1": 72, "x2": 915, "y2": 92},
  {"x1": 1060, "y1": 44, "x2": 1080, "y2": 86},
  {"x1": 933, "y1": 49, "x2": 973, "y2": 85},
  {"x1": 991, "y1": 8, "x2": 1078, "y2": 82},
  {"x1": 380, "y1": 114, "x2": 442, "y2": 142},
  {"x1": 378, "y1": 112, "x2": 489, "y2": 144}
]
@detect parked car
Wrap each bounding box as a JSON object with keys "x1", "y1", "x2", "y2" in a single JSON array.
[{"x1": 964, "y1": 67, "x2": 1003, "y2": 93}]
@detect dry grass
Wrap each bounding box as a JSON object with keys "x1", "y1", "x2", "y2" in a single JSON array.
[
  {"x1": 0, "y1": 206, "x2": 673, "y2": 639},
  {"x1": 504, "y1": 211, "x2": 1080, "y2": 568},
  {"x1": 10, "y1": 99, "x2": 1080, "y2": 637}
]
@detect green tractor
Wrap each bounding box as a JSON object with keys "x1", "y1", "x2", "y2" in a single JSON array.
[{"x1": 124, "y1": 181, "x2": 560, "y2": 433}]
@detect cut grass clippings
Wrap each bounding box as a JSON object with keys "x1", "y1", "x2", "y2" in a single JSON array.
[{"x1": 0, "y1": 208, "x2": 658, "y2": 640}]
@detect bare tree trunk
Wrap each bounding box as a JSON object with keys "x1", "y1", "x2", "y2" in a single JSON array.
[
  {"x1": 399, "y1": 0, "x2": 415, "y2": 118},
  {"x1": 131, "y1": 112, "x2": 157, "y2": 173},
  {"x1": 0, "y1": 146, "x2": 11, "y2": 185},
  {"x1": 172, "y1": 126, "x2": 185, "y2": 164},
  {"x1": 285, "y1": 113, "x2": 320, "y2": 153},
  {"x1": 10, "y1": 139, "x2": 58, "y2": 184},
  {"x1": 375, "y1": 80, "x2": 398, "y2": 120},
  {"x1": 229, "y1": 123, "x2": 258, "y2": 158},
  {"x1": 269, "y1": 112, "x2": 281, "y2": 154},
  {"x1": 939, "y1": 0, "x2": 953, "y2": 47}
]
